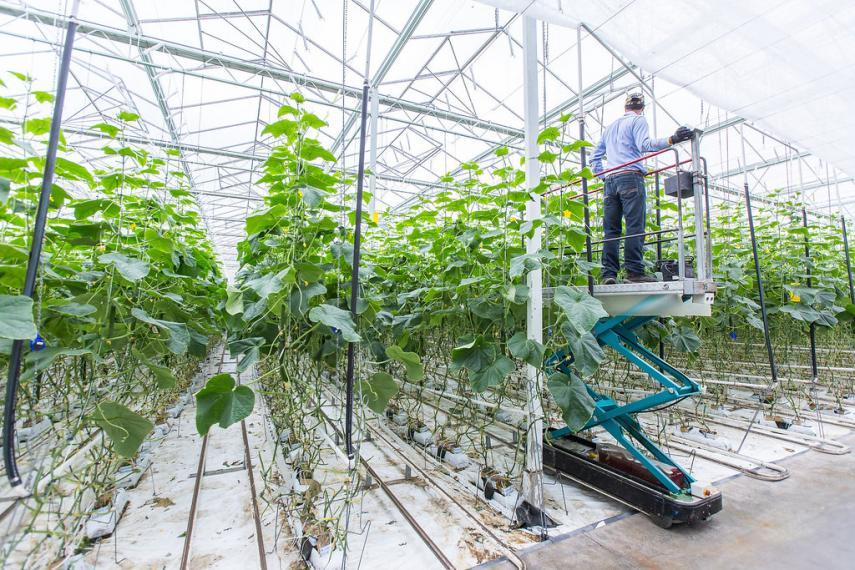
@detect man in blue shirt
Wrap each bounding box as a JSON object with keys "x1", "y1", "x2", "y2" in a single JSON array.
[{"x1": 591, "y1": 92, "x2": 693, "y2": 284}]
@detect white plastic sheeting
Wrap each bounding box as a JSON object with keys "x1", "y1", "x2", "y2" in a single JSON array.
[{"x1": 478, "y1": 0, "x2": 855, "y2": 185}]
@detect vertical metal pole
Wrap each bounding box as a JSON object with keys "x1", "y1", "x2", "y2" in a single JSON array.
[
  {"x1": 344, "y1": 80, "x2": 370, "y2": 459},
  {"x1": 3, "y1": 0, "x2": 80, "y2": 488},
  {"x1": 690, "y1": 132, "x2": 706, "y2": 281},
  {"x1": 801, "y1": 208, "x2": 818, "y2": 381},
  {"x1": 843, "y1": 216, "x2": 855, "y2": 304},
  {"x1": 737, "y1": 181, "x2": 778, "y2": 453},
  {"x1": 521, "y1": 15, "x2": 545, "y2": 525},
  {"x1": 577, "y1": 25, "x2": 594, "y2": 294},
  {"x1": 655, "y1": 173, "x2": 664, "y2": 362},
  {"x1": 368, "y1": 87, "x2": 379, "y2": 214}
]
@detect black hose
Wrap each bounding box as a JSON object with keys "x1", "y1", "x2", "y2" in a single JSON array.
[
  {"x1": 3, "y1": 11, "x2": 79, "y2": 487},
  {"x1": 344, "y1": 79, "x2": 370, "y2": 459}
]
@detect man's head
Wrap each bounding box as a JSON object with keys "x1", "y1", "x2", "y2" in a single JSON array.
[{"x1": 625, "y1": 91, "x2": 645, "y2": 113}]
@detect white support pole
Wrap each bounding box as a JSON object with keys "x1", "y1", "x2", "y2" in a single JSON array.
[
  {"x1": 521, "y1": 15, "x2": 544, "y2": 516},
  {"x1": 369, "y1": 87, "x2": 379, "y2": 213}
]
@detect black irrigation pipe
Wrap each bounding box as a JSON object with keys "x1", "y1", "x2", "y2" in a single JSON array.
[
  {"x1": 802, "y1": 208, "x2": 818, "y2": 380},
  {"x1": 737, "y1": 181, "x2": 778, "y2": 453},
  {"x1": 842, "y1": 215, "x2": 855, "y2": 305},
  {"x1": 3, "y1": 2, "x2": 79, "y2": 488},
  {"x1": 343, "y1": 78, "x2": 370, "y2": 459}
]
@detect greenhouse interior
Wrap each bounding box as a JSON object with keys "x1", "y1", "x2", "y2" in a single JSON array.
[{"x1": 0, "y1": 0, "x2": 854, "y2": 568}]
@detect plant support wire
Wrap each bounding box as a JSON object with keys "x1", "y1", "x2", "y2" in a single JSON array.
[{"x1": 3, "y1": 0, "x2": 80, "y2": 489}]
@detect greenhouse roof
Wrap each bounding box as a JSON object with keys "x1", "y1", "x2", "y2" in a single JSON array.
[{"x1": 0, "y1": 0, "x2": 852, "y2": 274}]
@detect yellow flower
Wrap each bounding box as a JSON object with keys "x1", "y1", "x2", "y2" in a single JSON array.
[
  {"x1": 371, "y1": 211, "x2": 380, "y2": 224},
  {"x1": 790, "y1": 292, "x2": 801, "y2": 303},
  {"x1": 129, "y1": 223, "x2": 137, "y2": 231},
  {"x1": 562, "y1": 209, "x2": 572, "y2": 218},
  {"x1": 510, "y1": 216, "x2": 519, "y2": 222},
  {"x1": 298, "y1": 190, "x2": 304, "y2": 198},
  {"x1": 97, "y1": 244, "x2": 106, "y2": 252}
]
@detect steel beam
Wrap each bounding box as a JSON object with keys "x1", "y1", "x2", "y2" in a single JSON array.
[{"x1": 0, "y1": 3, "x2": 522, "y2": 137}]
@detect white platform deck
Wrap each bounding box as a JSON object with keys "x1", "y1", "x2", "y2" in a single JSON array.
[{"x1": 545, "y1": 279, "x2": 717, "y2": 317}]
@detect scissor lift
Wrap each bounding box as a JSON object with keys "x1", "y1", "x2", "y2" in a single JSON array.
[{"x1": 542, "y1": 133, "x2": 723, "y2": 527}]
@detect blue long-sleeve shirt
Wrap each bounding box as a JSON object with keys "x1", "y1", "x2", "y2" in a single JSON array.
[{"x1": 590, "y1": 112, "x2": 670, "y2": 177}]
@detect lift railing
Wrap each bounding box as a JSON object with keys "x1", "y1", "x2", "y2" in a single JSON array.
[{"x1": 542, "y1": 131, "x2": 711, "y2": 285}]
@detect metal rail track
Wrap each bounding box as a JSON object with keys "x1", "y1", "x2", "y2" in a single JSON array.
[{"x1": 179, "y1": 347, "x2": 268, "y2": 570}]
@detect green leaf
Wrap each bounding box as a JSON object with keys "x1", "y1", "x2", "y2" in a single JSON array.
[
  {"x1": 244, "y1": 271, "x2": 283, "y2": 299},
  {"x1": 451, "y1": 335, "x2": 495, "y2": 372},
  {"x1": 385, "y1": 345, "x2": 424, "y2": 381},
  {"x1": 262, "y1": 118, "x2": 297, "y2": 138},
  {"x1": 131, "y1": 308, "x2": 190, "y2": 355},
  {"x1": 0, "y1": 96, "x2": 16, "y2": 110},
  {"x1": 547, "y1": 372, "x2": 596, "y2": 432},
  {"x1": 91, "y1": 122, "x2": 121, "y2": 138},
  {"x1": 246, "y1": 204, "x2": 287, "y2": 235},
  {"x1": 308, "y1": 304, "x2": 361, "y2": 342},
  {"x1": 537, "y1": 126, "x2": 561, "y2": 144},
  {"x1": 509, "y1": 253, "x2": 542, "y2": 279},
  {"x1": 565, "y1": 329, "x2": 605, "y2": 377},
  {"x1": 553, "y1": 286, "x2": 608, "y2": 335},
  {"x1": 49, "y1": 302, "x2": 96, "y2": 317},
  {"x1": 99, "y1": 252, "x2": 150, "y2": 281},
  {"x1": 0, "y1": 126, "x2": 14, "y2": 145},
  {"x1": 23, "y1": 117, "x2": 52, "y2": 136},
  {"x1": 73, "y1": 198, "x2": 119, "y2": 220},
  {"x1": 132, "y1": 349, "x2": 177, "y2": 390},
  {"x1": 470, "y1": 355, "x2": 515, "y2": 392},
  {"x1": 225, "y1": 287, "x2": 244, "y2": 315},
  {"x1": 503, "y1": 283, "x2": 530, "y2": 304},
  {"x1": 357, "y1": 371, "x2": 399, "y2": 413},
  {"x1": 0, "y1": 295, "x2": 36, "y2": 339},
  {"x1": 195, "y1": 373, "x2": 255, "y2": 435},
  {"x1": 118, "y1": 111, "x2": 140, "y2": 122},
  {"x1": 278, "y1": 104, "x2": 299, "y2": 117},
  {"x1": 25, "y1": 347, "x2": 92, "y2": 374},
  {"x1": 228, "y1": 337, "x2": 264, "y2": 373},
  {"x1": 666, "y1": 325, "x2": 701, "y2": 353},
  {"x1": 90, "y1": 401, "x2": 153, "y2": 458},
  {"x1": 507, "y1": 331, "x2": 544, "y2": 367}
]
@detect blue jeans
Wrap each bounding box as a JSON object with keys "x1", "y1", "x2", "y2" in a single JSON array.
[{"x1": 602, "y1": 172, "x2": 646, "y2": 276}]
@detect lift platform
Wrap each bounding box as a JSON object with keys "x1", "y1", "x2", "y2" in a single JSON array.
[{"x1": 541, "y1": 135, "x2": 723, "y2": 527}]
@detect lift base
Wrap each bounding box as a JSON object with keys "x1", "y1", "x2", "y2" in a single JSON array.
[{"x1": 543, "y1": 433, "x2": 722, "y2": 528}]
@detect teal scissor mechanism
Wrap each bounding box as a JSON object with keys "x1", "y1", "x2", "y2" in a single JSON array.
[{"x1": 545, "y1": 298, "x2": 701, "y2": 496}]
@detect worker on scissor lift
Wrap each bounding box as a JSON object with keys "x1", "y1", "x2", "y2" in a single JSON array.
[{"x1": 591, "y1": 91, "x2": 694, "y2": 285}]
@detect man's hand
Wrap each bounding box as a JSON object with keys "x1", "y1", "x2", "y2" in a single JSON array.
[{"x1": 669, "y1": 126, "x2": 694, "y2": 145}]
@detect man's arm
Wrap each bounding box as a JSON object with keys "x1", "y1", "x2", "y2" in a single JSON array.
[
  {"x1": 590, "y1": 137, "x2": 607, "y2": 176},
  {"x1": 632, "y1": 116, "x2": 670, "y2": 153}
]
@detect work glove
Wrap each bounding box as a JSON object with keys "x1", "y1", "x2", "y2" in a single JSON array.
[{"x1": 669, "y1": 126, "x2": 694, "y2": 145}]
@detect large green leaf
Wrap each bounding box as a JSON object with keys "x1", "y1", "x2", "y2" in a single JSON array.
[
  {"x1": 225, "y1": 287, "x2": 244, "y2": 315},
  {"x1": 507, "y1": 331, "x2": 545, "y2": 367},
  {"x1": 90, "y1": 401, "x2": 153, "y2": 458},
  {"x1": 385, "y1": 345, "x2": 424, "y2": 381},
  {"x1": 132, "y1": 349, "x2": 176, "y2": 390},
  {"x1": 49, "y1": 302, "x2": 96, "y2": 317},
  {"x1": 451, "y1": 335, "x2": 495, "y2": 372},
  {"x1": 0, "y1": 295, "x2": 36, "y2": 339},
  {"x1": 25, "y1": 347, "x2": 92, "y2": 374},
  {"x1": 357, "y1": 371, "x2": 399, "y2": 413},
  {"x1": 308, "y1": 304, "x2": 361, "y2": 342},
  {"x1": 547, "y1": 372, "x2": 596, "y2": 432},
  {"x1": 244, "y1": 271, "x2": 284, "y2": 299},
  {"x1": 131, "y1": 308, "x2": 190, "y2": 355},
  {"x1": 470, "y1": 355, "x2": 515, "y2": 392},
  {"x1": 553, "y1": 286, "x2": 608, "y2": 335},
  {"x1": 228, "y1": 337, "x2": 265, "y2": 373},
  {"x1": 565, "y1": 329, "x2": 605, "y2": 377},
  {"x1": 195, "y1": 373, "x2": 255, "y2": 435},
  {"x1": 666, "y1": 325, "x2": 701, "y2": 353},
  {"x1": 246, "y1": 204, "x2": 287, "y2": 235},
  {"x1": 509, "y1": 253, "x2": 542, "y2": 279},
  {"x1": 99, "y1": 252, "x2": 150, "y2": 282}
]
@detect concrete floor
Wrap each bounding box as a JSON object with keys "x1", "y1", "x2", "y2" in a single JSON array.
[{"x1": 486, "y1": 433, "x2": 855, "y2": 570}]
